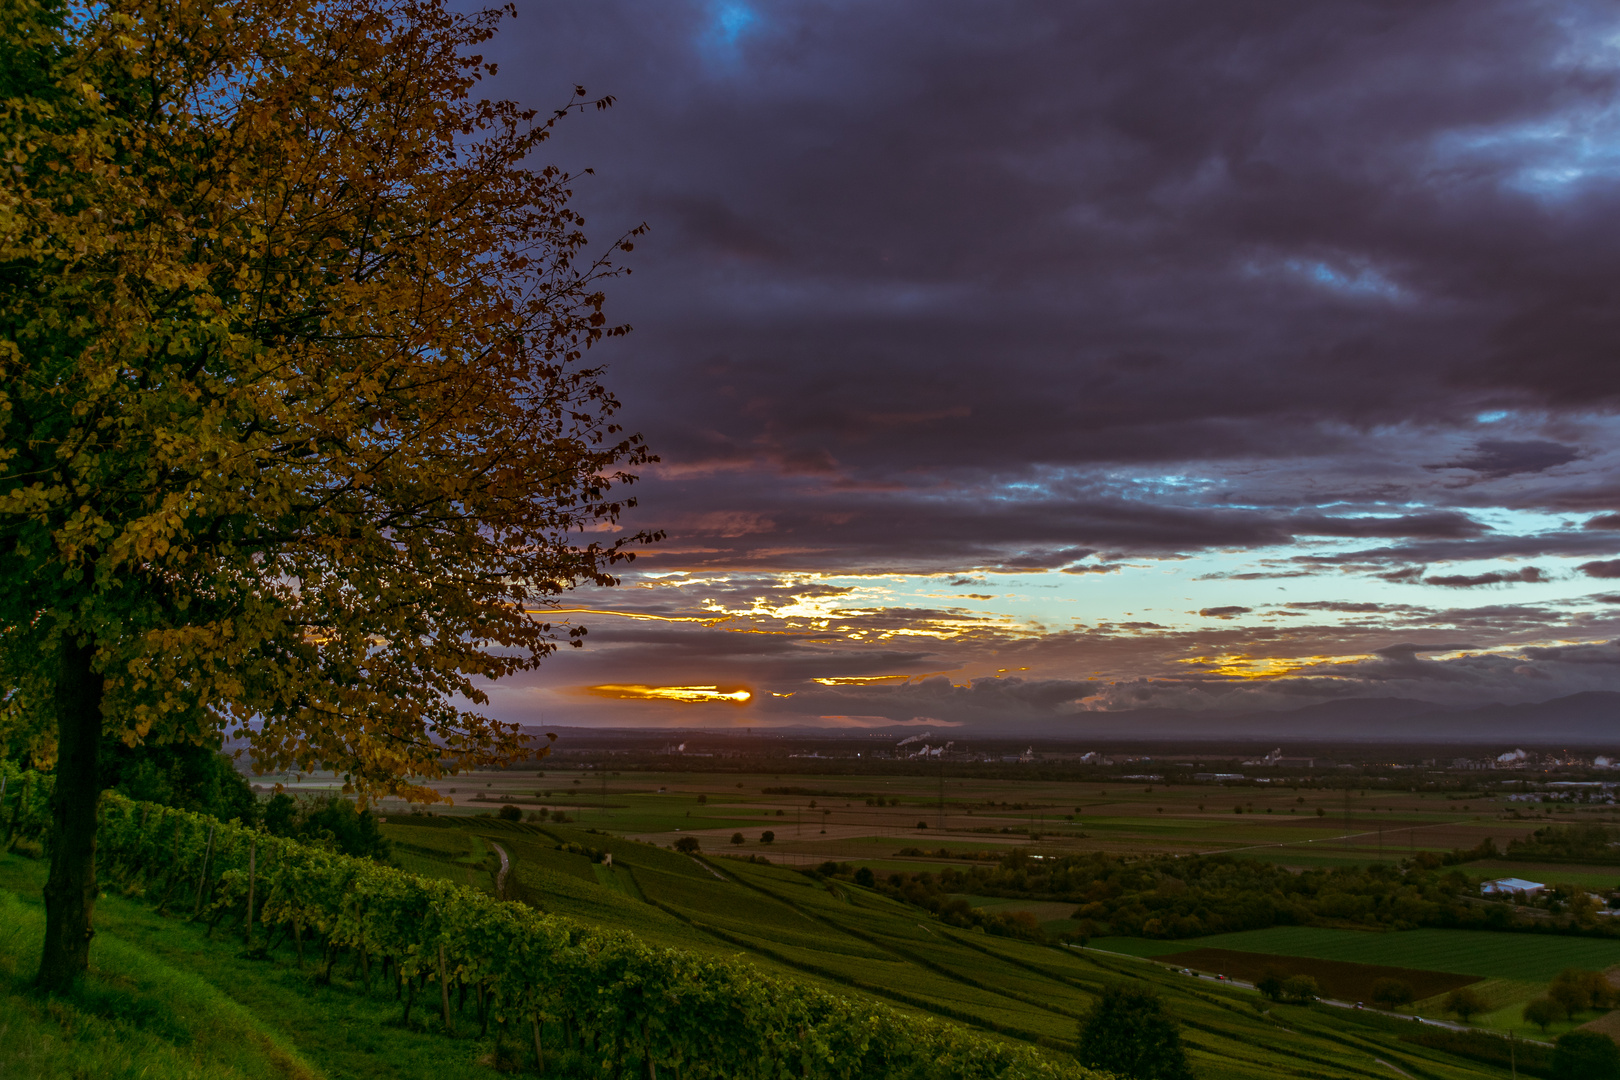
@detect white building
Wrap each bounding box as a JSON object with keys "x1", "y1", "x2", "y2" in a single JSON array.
[{"x1": 1480, "y1": 877, "x2": 1544, "y2": 898}]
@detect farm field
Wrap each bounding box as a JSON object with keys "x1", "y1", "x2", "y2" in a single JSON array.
[
  {"x1": 374, "y1": 813, "x2": 1532, "y2": 1078},
  {"x1": 348, "y1": 766, "x2": 1587, "y2": 875},
  {"x1": 1089, "y1": 926, "x2": 1620, "y2": 981},
  {"x1": 1090, "y1": 925, "x2": 1620, "y2": 1039}
]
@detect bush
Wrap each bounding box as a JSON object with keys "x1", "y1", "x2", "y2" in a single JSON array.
[
  {"x1": 1256, "y1": 970, "x2": 1285, "y2": 1002},
  {"x1": 1552, "y1": 1030, "x2": 1620, "y2": 1080},
  {"x1": 262, "y1": 793, "x2": 388, "y2": 859},
  {"x1": 104, "y1": 740, "x2": 257, "y2": 824},
  {"x1": 497, "y1": 804, "x2": 522, "y2": 821},
  {"x1": 674, "y1": 836, "x2": 700, "y2": 854},
  {"x1": 855, "y1": 866, "x2": 875, "y2": 887},
  {"x1": 760, "y1": 830, "x2": 775, "y2": 844},
  {"x1": 730, "y1": 832, "x2": 744, "y2": 845},
  {"x1": 1076, "y1": 982, "x2": 1194, "y2": 1080}
]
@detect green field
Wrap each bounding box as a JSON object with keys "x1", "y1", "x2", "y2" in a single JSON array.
[{"x1": 1090, "y1": 926, "x2": 1620, "y2": 982}]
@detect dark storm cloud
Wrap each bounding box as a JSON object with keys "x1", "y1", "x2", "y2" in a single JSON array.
[
  {"x1": 1431, "y1": 440, "x2": 1581, "y2": 478},
  {"x1": 496, "y1": 0, "x2": 1620, "y2": 574},
  {"x1": 470, "y1": 1, "x2": 1620, "y2": 726},
  {"x1": 1423, "y1": 567, "x2": 1546, "y2": 587}
]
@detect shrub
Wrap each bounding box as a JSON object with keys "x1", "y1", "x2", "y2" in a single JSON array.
[
  {"x1": 730, "y1": 832, "x2": 745, "y2": 845},
  {"x1": 498, "y1": 804, "x2": 522, "y2": 821},
  {"x1": 1552, "y1": 1030, "x2": 1620, "y2": 1080},
  {"x1": 673, "y1": 836, "x2": 700, "y2": 854},
  {"x1": 760, "y1": 831, "x2": 775, "y2": 844},
  {"x1": 1076, "y1": 982, "x2": 1194, "y2": 1080},
  {"x1": 855, "y1": 867, "x2": 876, "y2": 887}
]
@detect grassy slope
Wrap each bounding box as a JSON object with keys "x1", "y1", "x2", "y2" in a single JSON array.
[
  {"x1": 418, "y1": 818, "x2": 1513, "y2": 1080},
  {"x1": 0, "y1": 853, "x2": 513, "y2": 1080}
]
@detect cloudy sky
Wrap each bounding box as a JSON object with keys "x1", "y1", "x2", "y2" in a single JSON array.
[{"x1": 480, "y1": 0, "x2": 1620, "y2": 731}]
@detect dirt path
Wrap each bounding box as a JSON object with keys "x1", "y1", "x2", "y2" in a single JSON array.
[{"x1": 489, "y1": 841, "x2": 511, "y2": 898}]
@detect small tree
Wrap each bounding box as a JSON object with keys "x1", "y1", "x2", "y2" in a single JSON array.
[
  {"x1": 1282, "y1": 976, "x2": 1320, "y2": 1004},
  {"x1": 498, "y1": 805, "x2": 523, "y2": 822},
  {"x1": 1552, "y1": 1030, "x2": 1620, "y2": 1080},
  {"x1": 730, "y1": 832, "x2": 745, "y2": 846},
  {"x1": 1551, "y1": 969, "x2": 1613, "y2": 1018},
  {"x1": 855, "y1": 867, "x2": 875, "y2": 887},
  {"x1": 1076, "y1": 982, "x2": 1195, "y2": 1080},
  {"x1": 760, "y1": 830, "x2": 775, "y2": 844},
  {"x1": 1526, "y1": 997, "x2": 1562, "y2": 1034},
  {"x1": 1372, "y1": 978, "x2": 1416, "y2": 1011},
  {"x1": 674, "y1": 836, "x2": 700, "y2": 854},
  {"x1": 1256, "y1": 970, "x2": 1286, "y2": 1002},
  {"x1": 1446, "y1": 986, "x2": 1487, "y2": 1023}
]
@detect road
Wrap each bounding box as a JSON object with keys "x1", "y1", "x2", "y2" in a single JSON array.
[{"x1": 489, "y1": 840, "x2": 510, "y2": 898}]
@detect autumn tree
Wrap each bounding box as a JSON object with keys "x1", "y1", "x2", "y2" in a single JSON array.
[{"x1": 0, "y1": 0, "x2": 654, "y2": 990}]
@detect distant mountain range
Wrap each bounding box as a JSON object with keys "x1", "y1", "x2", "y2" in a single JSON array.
[{"x1": 1025, "y1": 690, "x2": 1620, "y2": 745}]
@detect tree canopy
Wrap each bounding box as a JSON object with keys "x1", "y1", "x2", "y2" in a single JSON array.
[
  {"x1": 1, "y1": 0, "x2": 654, "y2": 989},
  {"x1": 1075, "y1": 982, "x2": 1195, "y2": 1080}
]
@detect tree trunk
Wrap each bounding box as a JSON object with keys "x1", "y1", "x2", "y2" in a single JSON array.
[{"x1": 37, "y1": 636, "x2": 105, "y2": 993}]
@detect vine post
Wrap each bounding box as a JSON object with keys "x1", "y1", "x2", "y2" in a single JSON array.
[
  {"x1": 244, "y1": 839, "x2": 257, "y2": 946},
  {"x1": 192, "y1": 824, "x2": 215, "y2": 918},
  {"x1": 439, "y1": 944, "x2": 454, "y2": 1034}
]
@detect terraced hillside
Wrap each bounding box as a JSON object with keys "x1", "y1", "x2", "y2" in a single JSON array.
[{"x1": 383, "y1": 814, "x2": 1528, "y2": 1080}]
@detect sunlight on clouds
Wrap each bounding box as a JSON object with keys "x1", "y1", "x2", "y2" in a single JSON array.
[
  {"x1": 583, "y1": 684, "x2": 752, "y2": 704},
  {"x1": 1177, "y1": 652, "x2": 1374, "y2": 679}
]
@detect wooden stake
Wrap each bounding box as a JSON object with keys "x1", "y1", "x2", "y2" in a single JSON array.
[
  {"x1": 192, "y1": 824, "x2": 215, "y2": 918},
  {"x1": 438, "y1": 945, "x2": 454, "y2": 1033},
  {"x1": 244, "y1": 839, "x2": 257, "y2": 946}
]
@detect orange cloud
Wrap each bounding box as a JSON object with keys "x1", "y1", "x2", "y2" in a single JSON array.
[{"x1": 580, "y1": 684, "x2": 753, "y2": 704}]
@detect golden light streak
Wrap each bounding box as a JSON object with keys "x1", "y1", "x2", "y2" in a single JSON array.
[
  {"x1": 1176, "y1": 652, "x2": 1373, "y2": 679},
  {"x1": 531, "y1": 608, "x2": 733, "y2": 627},
  {"x1": 582, "y1": 684, "x2": 753, "y2": 704}
]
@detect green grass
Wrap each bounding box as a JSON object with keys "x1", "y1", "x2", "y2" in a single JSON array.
[
  {"x1": 0, "y1": 853, "x2": 511, "y2": 1080},
  {"x1": 1092, "y1": 925, "x2": 1620, "y2": 981}
]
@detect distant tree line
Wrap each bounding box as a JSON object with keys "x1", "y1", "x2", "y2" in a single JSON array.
[
  {"x1": 1505, "y1": 824, "x2": 1620, "y2": 866},
  {"x1": 825, "y1": 840, "x2": 1620, "y2": 942}
]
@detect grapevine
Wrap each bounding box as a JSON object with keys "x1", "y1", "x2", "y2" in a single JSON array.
[{"x1": 30, "y1": 780, "x2": 1106, "y2": 1079}]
